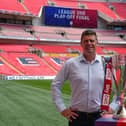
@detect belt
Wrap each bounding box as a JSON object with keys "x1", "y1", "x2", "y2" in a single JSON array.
[{"x1": 74, "y1": 111, "x2": 101, "y2": 118}]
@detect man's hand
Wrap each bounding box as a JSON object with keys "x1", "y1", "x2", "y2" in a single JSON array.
[
  {"x1": 61, "y1": 108, "x2": 78, "y2": 122},
  {"x1": 100, "y1": 108, "x2": 114, "y2": 116}
]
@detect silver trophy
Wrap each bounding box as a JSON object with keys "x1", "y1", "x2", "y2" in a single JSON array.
[{"x1": 111, "y1": 54, "x2": 126, "y2": 119}]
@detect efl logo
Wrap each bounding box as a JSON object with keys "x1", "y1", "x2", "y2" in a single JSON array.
[
  {"x1": 51, "y1": 58, "x2": 64, "y2": 65},
  {"x1": 51, "y1": 57, "x2": 69, "y2": 65},
  {"x1": 103, "y1": 94, "x2": 110, "y2": 106},
  {"x1": 106, "y1": 68, "x2": 112, "y2": 80},
  {"x1": 17, "y1": 57, "x2": 39, "y2": 65}
]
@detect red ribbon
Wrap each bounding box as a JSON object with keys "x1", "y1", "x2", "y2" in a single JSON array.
[{"x1": 101, "y1": 58, "x2": 112, "y2": 111}]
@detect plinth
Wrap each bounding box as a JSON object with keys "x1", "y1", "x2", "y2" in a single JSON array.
[{"x1": 95, "y1": 114, "x2": 126, "y2": 126}]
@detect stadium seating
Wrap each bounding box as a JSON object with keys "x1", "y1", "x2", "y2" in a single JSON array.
[
  {"x1": 0, "y1": 53, "x2": 57, "y2": 76},
  {"x1": 0, "y1": 23, "x2": 124, "y2": 44},
  {"x1": 32, "y1": 26, "x2": 58, "y2": 34},
  {"x1": 98, "y1": 36, "x2": 124, "y2": 42},
  {"x1": 32, "y1": 26, "x2": 71, "y2": 40},
  {"x1": 49, "y1": 0, "x2": 78, "y2": 8},
  {"x1": 43, "y1": 56, "x2": 71, "y2": 71},
  {"x1": 49, "y1": 0, "x2": 119, "y2": 19},
  {"x1": 33, "y1": 32, "x2": 67, "y2": 40},
  {"x1": 33, "y1": 44, "x2": 126, "y2": 55},
  {"x1": 110, "y1": 2, "x2": 126, "y2": 20},
  {"x1": 1, "y1": 31, "x2": 33, "y2": 38},
  {"x1": 32, "y1": 26, "x2": 124, "y2": 42},
  {"x1": 22, "y1": 0, "x2": 47, "y2": 14},
  {"x1": 0, "y1": 0, "x2": 126, "y2": 20},
  {"x1": 43, "y1": 56, "x2": 62, "y2": 71},
  {"x1": 0, "y1": 23, "x2": 34, "y2": 39},
  {"x1": 0, "y1": 0, "x2": 126, "y2": 77},
  {"x1": 0, "y1": 23, "x2": 28, "y2": 31},
  {"x1": 83, "y1": 1, "x2": 118, "y2": 19},
  {"x1": 33, "y1": 44, "x2": 69, "y2": 53},
  {"x1": 0, "y1": 0, "x2": 26, "y2": 13},
  {"x1": 98, "y1": 46, "x2": 126, "y2": 55},
  {"x1": 50, "y1": 0, "x2": 126, "y2": 20},
  {"x1": 0, "y1": 44, "x2": 30, "y2": 52},
  {"x1": 0, "y1": 58, "x2": 21, "y2": 75},
  {"x1": 42, "y1": 45, "x2": 126, "y2": 72}
]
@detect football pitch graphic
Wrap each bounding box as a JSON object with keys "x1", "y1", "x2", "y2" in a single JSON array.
[{"x1": 0, "y1": 80, "x2": 70, "y2": 126}]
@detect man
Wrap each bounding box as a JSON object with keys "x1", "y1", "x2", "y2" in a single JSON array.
[{"x1": 51, "y1": 30, "x2": 115, "y2": 126}]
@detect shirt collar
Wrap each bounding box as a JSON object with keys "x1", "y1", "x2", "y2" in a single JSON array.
[{"x1": 79, "y1": 54, "x2": 101, "y2": 64}]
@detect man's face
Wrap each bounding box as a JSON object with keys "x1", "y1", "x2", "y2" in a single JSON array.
[{"x1": 81, "y1": 35, "x2": 97, "y2": 56}]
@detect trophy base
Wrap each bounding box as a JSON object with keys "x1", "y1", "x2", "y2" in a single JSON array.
[
  {"x1": 112, "y1": 115, "x2": 120, "y2": 120},
  {"x1": 113, "y1": 105, "x2": 126, "y2": 120},
  {"x1": 113, "y1": 114, "x2": 126, "y2": 120}
]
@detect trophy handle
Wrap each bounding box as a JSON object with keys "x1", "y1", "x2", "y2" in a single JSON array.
[{"x1": 119, "y1": 101, "x2": 126, "y2": 118}]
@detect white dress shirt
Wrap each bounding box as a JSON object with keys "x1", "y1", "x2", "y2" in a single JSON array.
[{"x1": 51, "y1": 54, "x2": 119, "y2": 113}]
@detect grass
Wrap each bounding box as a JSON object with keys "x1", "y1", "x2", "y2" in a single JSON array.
[
  {"x1": 0, "y1": 79, "x2": 115, "y2": 126},
  {"x1": 0, "y1": 80, "x2": 71, "y2": 126},
  {"x1": 13, "y1": 80, "x2": 71, "y2": 95}
]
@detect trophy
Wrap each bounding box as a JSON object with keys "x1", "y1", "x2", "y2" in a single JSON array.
[{"x1": 111, "y1": 54, "x2": 126, "y2": 119}]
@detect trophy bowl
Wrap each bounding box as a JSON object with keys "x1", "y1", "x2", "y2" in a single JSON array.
[{"x1": 111, "y1": 54, "x2": 126, "y2": 119}]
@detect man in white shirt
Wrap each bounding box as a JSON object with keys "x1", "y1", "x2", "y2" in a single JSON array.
[{"x1": 51, "y1": 30, "x2": 115, "y2": 126}]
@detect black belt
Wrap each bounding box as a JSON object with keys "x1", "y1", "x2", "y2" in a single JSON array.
[{"x1": 74, "y1": 111, "x2": 101, "y2": 118}]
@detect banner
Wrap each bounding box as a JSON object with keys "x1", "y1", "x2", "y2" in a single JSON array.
[
  {"x1": 5, "y1": 76, "x2": 55, "y2": 80},
  {"x1": 43, "y1": 6, "x2": 97, "y2": 28}
]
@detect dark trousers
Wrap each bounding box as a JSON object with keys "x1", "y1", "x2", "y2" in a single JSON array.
[{"x1": 69, "y1": 111, "x2": 101, "y2": 126}]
